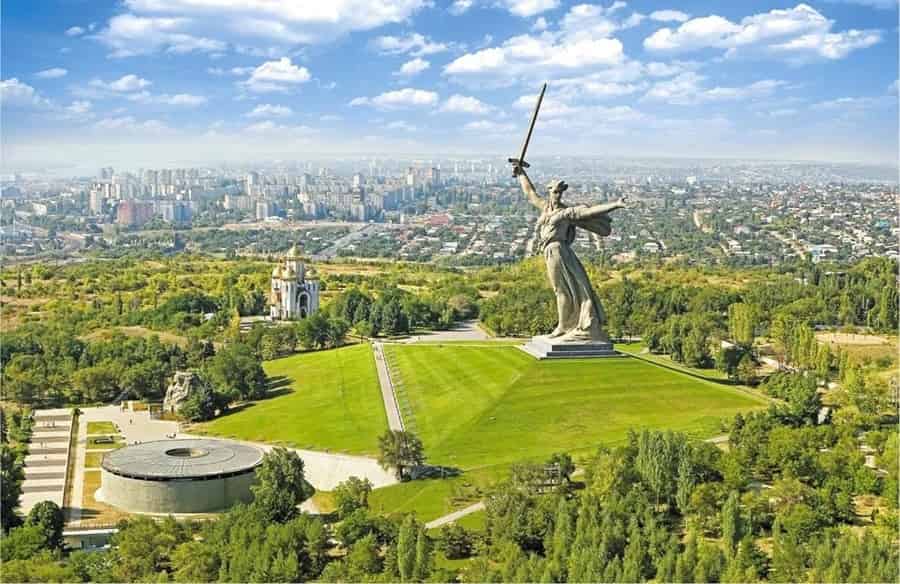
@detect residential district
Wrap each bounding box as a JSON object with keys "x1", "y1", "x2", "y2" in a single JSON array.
[{"x1": 2, "y1": 157, "x2": 896, "y2": 266}]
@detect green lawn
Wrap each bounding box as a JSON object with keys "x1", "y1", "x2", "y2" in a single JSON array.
[
  {"x1": 196, "y1": 344, "x2": 387, "y2": 455},
  {"x1": 86, "y1": 421, "x2": 116, "y2": 435},
  {"x1": 385, "y1": 344, "x2": 768, "y2": 470}
]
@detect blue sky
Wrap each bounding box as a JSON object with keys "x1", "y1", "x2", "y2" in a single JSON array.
[{"x1": 1, "y1": 0, "x2": 897, "y2": 172}]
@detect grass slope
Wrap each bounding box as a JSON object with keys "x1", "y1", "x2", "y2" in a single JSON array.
[
  {"x1": 197, "y1": 344, "x2": 387, "y2": 455},
  {"x1": 386, "y1": 344, "x2": 768, "y2": 470}
]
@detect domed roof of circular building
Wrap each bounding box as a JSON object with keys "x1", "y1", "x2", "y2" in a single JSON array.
[{"x1": 101, "y1": 438, "x2": 264, "y2": 480}]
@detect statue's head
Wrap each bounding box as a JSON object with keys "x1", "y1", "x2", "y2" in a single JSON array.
[{"x1": 546, "y1": 179, "x2": 568, "y2": 205}]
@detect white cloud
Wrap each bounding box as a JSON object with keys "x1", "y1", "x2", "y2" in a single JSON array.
[
  {"x1": 532, "y1": 17, "x2": 548, "y2": 31},
  {"x1": 371, "y1": 33, "x2": 450, "y2": 57},
  {"x1": 65, "y1": 26, "x2": 86, "y2": 36},
  {"x1": 395, "y1": 58, "x2": 430, "y2": 77},
  {"x1": 463, "y1": 119, "x2": 515, "y2": 132},
  {"x1": 0, "y1": 79, "x2": 52, "y2": 108},
  {"x1": 500, "y1": 0, "x2": 559, "y2": 17},
  {"x1": 95, "y1": 14, "x2": 226, "y2": 58},
  {"x1": 89, "y1": 74, "x2": 152, "y2": 92},
  {"x1": 95, "y1": 1, "x2": 429, "y2": 56},
  {"x1": 386, "y1": 120, "x2": 417, "y2": 132},
  {"x1": 445, "y1": 34, "x2": 623, "y2": 80},
  {"x1": 350, "y1": 88, "x2": 439, "y2": 109},
  {"x1": 241, "y1": 57, "x2": 310, "y2": 92},
  {"x1": 245, "y1": 104, "x2": 293, "y2": 118},
  {"x1": 650, "y1": 10, "x2": 690, "y2": 23},
  {"x1": 124, "y1": 91, "x2": 207, "y2": 106},
  {"x1": 444, "y1": 3, "x2": 645, "y2": 83},
  {"x1": 449, "y1": 0, "x2": 474, "y2": 15},
  {"x1": 244, "y1": 120, "x2": 317, "y2": 134},
  {"x1": 65, "y1": 100, "x2": 93, "y2": 115},
  {"x1": 889, "y1": 79, "x2": 899, "y2": 94},
  {"x1": 642, "y1": 72, "x2": 785, "y2": 105},
  {"x1": 440, "y1": 94, "x2": 493, "y2": 114},
  {"x1": 159, "y1": 93, "x2": 208, "y2": 106},
  {"x1": 320, "y1": 114, "x2": 343, "y2": 122},
  {"x1": 811, "y1": 95, "x2": 893, "y2": 110},
  {"x1": 34, "y1": 68, "x2": 68, "y2": 79},
  {"x1": 207, "y1": 66, "x2": 255, "y2": 76},
  {"x1": 94, "y1": 116, "x2": 170, "y2": 132},
  {"x1": 644, "y1": 4, "x2": 882, "y2": 62}
]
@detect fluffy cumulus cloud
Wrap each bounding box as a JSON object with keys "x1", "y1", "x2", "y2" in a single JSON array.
[
  {"x1": 241, "y1": 57, "x2": 310, "y2": 92},
  {"x1": 89, "y1": 74, "x2": 152, "y2": 92},
  {"x1": 34, "y1": 68, "x2": 68, "y2": 79},
  {"x1": 444, "y1": 3, "x2": 648, "y2": 82},
  {"x1": 95, "y1": 14, "x2": 226, "y2": 58},
  {"x1": 0, "y1": 78, "x2": 52, "y2": 108},
  {"x1": 440, "y1": 94, "x2": 493, "y2": 114},
  {"x1": 94, "y1": 0, "x2": 429, "y2": 57},
  {"x1": 65, "y1": 26, "x2": 86, "y2": 36},
  {"x1": 642, "y1": 72, "x2": 785, "y2": 105},
  {"x1": 395, "y1": 58, "x2": 430, "y2": 77},
  {"x1": 500, "y1": 0, "x2": 560, "y2": 17},
  {"x1": 350, "y1": 88, "x2": 439, "y2": 109},
  {"x1": 650, "y1": 10, "x2": 690, "y2": 23},
  {"x1": 371, "y1": 32, "x2": 450, "y2": 56},
  {"x1": 644, "y1": 4, "x2": 881, "y2": 62},
  {"x1": 245, "y1": 104, "x2": 293, "y2": 118}
]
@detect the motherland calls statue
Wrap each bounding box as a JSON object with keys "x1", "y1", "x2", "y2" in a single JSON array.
[
  {"x1": 511, "y1": 83, "x2": 627, "y2": 358},
  {"x1": 514, "y1": 164, "x2": 627, "y2": 343}
]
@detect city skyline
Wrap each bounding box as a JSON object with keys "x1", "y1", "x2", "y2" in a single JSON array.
[{"x1": 2, "y1": 0, "x2": 898, "y2": 172}]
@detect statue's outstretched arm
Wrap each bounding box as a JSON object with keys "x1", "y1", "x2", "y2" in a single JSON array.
[
  {"x1": 514, "y1": 167, "x2": 545, "y2": 210},
  {"x1": 578, "y1": 197, "x2": 628, "y2": 217}
]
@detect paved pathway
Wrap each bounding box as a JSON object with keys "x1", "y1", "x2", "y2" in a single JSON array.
[
  {"x1": 425, "y1": 501, "x2": 485, "y2": 529},
  {"x1": 372, "y1": 341, "x2": 404, "y2": 431},
  {"x1": 22, "y1": 409, "x2": 73, "y2": 516}
]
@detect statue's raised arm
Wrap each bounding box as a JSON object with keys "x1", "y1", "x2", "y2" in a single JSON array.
[{"x1": 513, "y1": 164, "x2": 545, "y2": 210}]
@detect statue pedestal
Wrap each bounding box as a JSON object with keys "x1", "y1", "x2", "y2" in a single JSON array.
[{"x1": 519, "y1": 335, "x2": 622, "y2": 360}]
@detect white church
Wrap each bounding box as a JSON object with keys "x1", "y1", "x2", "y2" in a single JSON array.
[{"x1": 269, "y1": 245, "x2": 320, "y2": 320}]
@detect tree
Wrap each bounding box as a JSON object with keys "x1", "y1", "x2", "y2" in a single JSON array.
[
  {"x1": 720, "y1": 491, "x2": 743, "y2": 556},
  {"x1": 251, "y1": 447, "x2": 313, "y2": 522},
  {"x1": 438, "y1": 523, "x2": 474, "y2": 560},
  {"x1": 397, "y1": 515, "x2": 418, "y2": 582},
  {"x1": 0, "y1": 525, "x2": 48, "y2": 562},
  {"x1": 377, "y1": 430, "x2": 425, "y2": 481},
  {"x1": 205, "y1": 342, "x2": 266, "y2": 401},
  {"x1": 736, "y1": 352, "x2": 756, "y2": 385},
  {"x1": 1, "y1": 444, "x2": 24, "y2": 532},
  {"x1": 178, "y1": 378, "x2": 228, "y2": 422},
  {"x1": 26, "y1": 500, "x2": 64, "y2": 550},
  {"x1": 333, "y1": 476, "x2": 373, "y2": 518},
  {"x1": 728, "y1": 303, "x2": 756, "y2": 350}
]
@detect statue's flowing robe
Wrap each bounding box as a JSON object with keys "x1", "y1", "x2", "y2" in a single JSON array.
[{"x1": 531, "y1": 204, "x2": 611, "y2": 342}]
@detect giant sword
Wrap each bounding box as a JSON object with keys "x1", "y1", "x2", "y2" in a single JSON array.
[{"x1": 508, "y1": 82, "x2": 547, "y2": 175}]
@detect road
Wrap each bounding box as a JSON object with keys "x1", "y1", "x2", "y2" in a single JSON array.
[
  {"x1": 312, "y1": 223, "x2": 379, "y2": 261},
  {"x1": 425, "y1": 502, "x2": 486, "y2": 529},
  {"x1": 372, "y1": 342, "x2": 404, "y2": 432}
]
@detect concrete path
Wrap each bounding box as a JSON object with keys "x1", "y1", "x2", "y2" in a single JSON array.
[
  {"x1": 372, "y1": 342, "x2": 404, "y2": 431},
  {"x1": 425, "y1": 501, "x2": 485, "y2": 529},
  {"x1": 21, "y1": 409, "x2": 73, "y2": 516}
]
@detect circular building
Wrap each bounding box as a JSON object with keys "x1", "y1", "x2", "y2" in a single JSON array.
[{"x1": 97, "y1": 438, "x2": 263, "y2": 514}]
